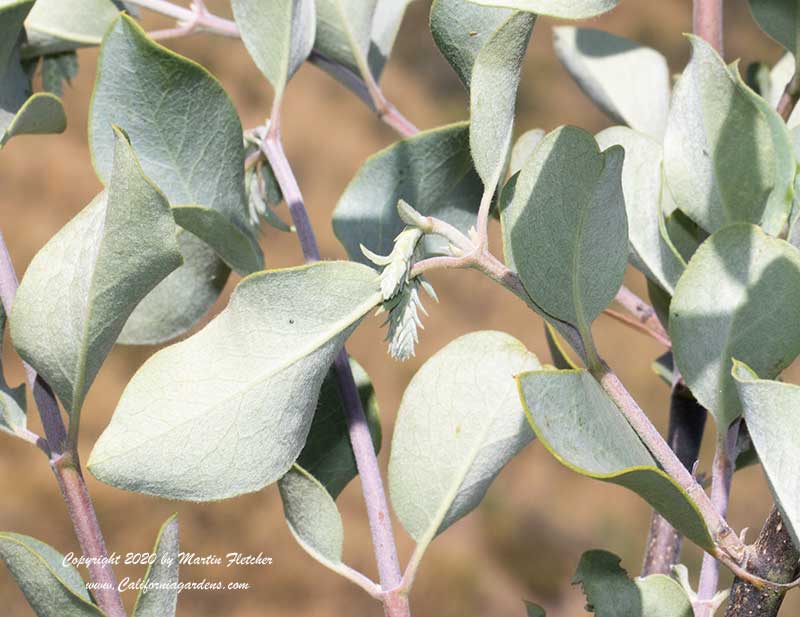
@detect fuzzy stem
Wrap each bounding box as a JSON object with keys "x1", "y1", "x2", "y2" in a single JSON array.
[
  {"x1": 777, "y1": 73, "x2": 800, "y2": 122},
  {"x1": 693, "y1": 0, "x2": 723, "y2": 55},
  {"x1": 724, "y1": 507, "x2": 800, "y2": 617},
  {"x1": 695, "y1": 421, "x2": 739, "y2": 617},
  {"x1": 613, "y1": 285, "x2": 670, "y2": 344},
  {"x1": 0, "y1": 234, "x2": 125, "y2": 617},
  {"x1": 641, "y1": 382, "x2": 707, "y2": 576},
  {"x1": 261, "y1": 123, "x2": 407, "y2": 615}
]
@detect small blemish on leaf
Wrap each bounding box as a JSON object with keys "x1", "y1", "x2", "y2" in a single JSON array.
[
  {"x1": 468, "y1": 31, "x2": 478, "y2": 37},
  {"x1": 289, "y1": 319, "x2": 295, "y2": 325},
  {"x1": 455, "y1": 424, "x2": 461, "y2": 435}
]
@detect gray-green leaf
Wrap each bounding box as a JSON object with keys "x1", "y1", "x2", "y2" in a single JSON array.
[
  {"x1": 663, "y1": 36, "x2": 794, "y2": 235},
  {"x1": 518, "y1": 369, "x2": 714, "y2": 551},
  {"x1": 670, "y1": 224, "x2": 800, "y2": 428},
  {"x1": 26, "y1": 0, "x2": 122, "y2": 48},
  {"x1": 88, "y1": 262, "x2": 381, "y2": 501},
  {"x1": 0, "y1": 1, "x2": 66, "y2": 148},
  {"x1": 117, "y1": 233, "x2": 229, "y2": 346},
  {"x1": 572, "y1": 550, "x2": 693, "y2": 617},
  {"x1": 596, "y1": 127, "x2": 685, "y2": 294},
  {"x1": 466, "y1": 0, "x2": 619, "y2": 19},
  {"x1": 748, "y1": 0, "x2": 800, "y2": 56},
  {"x1": 297, "y1": 359, "x2": 381, "y2": 499},
  {"x1": 367, "y1": 0, "x2": 413, "y2": 80},
  {"x1": 333, "y1": 122, "x2": 484, "y2": 262},
  {"x1": 315, "y1": 0, "x2": 376, "y2": 81},
  {"x1": 11, "y1": 128, "x2": 182, "y2": 416},
  {"x1": 505, "y1": 126, "x2": 627, "y2": 342},
  {"x1": 470, "y1": 11, "x2": 535, "y2": 188},
  {"x1": 279, "y1": 465, "x2": 344, "y2": 569},
  {"x1": 509, "y1": 128, "x2": 545, "y2": 176},
  {"x1": 233, "y1": 0, "x2": 316, "y2": 105},
  {"x1": 554, "y1": 27, "x2": 670, "y2": 139},
  {"x1": 389, "y1": 331, "x2": 540, "y2": 546},
  {"x1": 430, "y1": 0, "x2": 514, "y2": 89},
  {"x1": 0, "y1": 533, "x2": 103, "y2": 616},
  {"x1": 132, "y1": 515, "x2": 179, "y2": 617},
  {"x1": 733, "y1": 362, "x2": 800, "y2": 545}
]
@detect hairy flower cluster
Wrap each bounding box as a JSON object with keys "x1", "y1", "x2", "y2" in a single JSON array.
[{"x1": 361, "y1": 227, "x2": 437, "y2": 361}]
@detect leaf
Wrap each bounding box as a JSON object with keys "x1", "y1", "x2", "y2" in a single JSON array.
[
  {"x1": 504, "y1": 126, "x2": 627, "y2": 344},
  {"x1": 41, "y1": 52, "x2": 78, "y2": 97},
  {"x1": 279, "y1": 465, "x2": 344, "y2": 569},
  {"x1": 171, "y1": 205, "x2": 262, "y2": 275},
  {"x1": 596, "y1": 127, "x2": 685, "y2": 294},
  {"x1": 518, "y1": 369, "x2": 714, "y2": 551},
  {"x1": 88, "y1": 262, "x2": 381, "y2": 501},
  {"x1": 544, "y1": 323, "x2": 579, "y2": 370},
  {"x1": 314, "y1": 0, "x2": 377, "y2": 80},
  {"x1": 367, "y1": 0, "x2": 413, "y2": 80},
  {"x1": 90, "y1": 15, "x2": 260, "y2": 339},
  {"x1": 669, "y1": 224, "x2": 800, "y2": 428},
  {"x1": 663, "y1": 36, "x2": 794, "y2": 235},
  {"x1": 0, "y1": 303, "x2": 26, "y2": 439},
  {"x1": 430, "y1": 0, "x2": 514, "y2": 89},
  {"x1": 572, "y1": 550, "x2": 693, "y2": 617},
  {"x1": 333, "y1": 122, "x2": 484, "y2": 262},
  {"x1": 465, "y1": 0, "x2": 619, "y2": 19},
  {"x1": 26, "y1": 0, "x2": 122, "y2": 48},
  {"x1": 11, "y1": 128, "x2": 182, "y2": 416},
  {"x1": 132, "y1": 515, "x2": 179, "y2": 617},
  {"x1": 0, "y1": 533, "x2": 103, "y2": 616},
  {"x1": 769, "y1": 53, "x2": 800, "y2": 128},
  {"x1": 232, "y1": 0, "x2": 316, "y2": 105},
  {"x1": 0, "y1": 1, "x2": 66, "y2": 148},
  {"x1": 748, "y1": 0, "x2": 800, "y2": 56},
  {"x1": 554, "y1": 28, "x2": 671, "y2": 139},
  {"x1": 524, "y1": 601, "x2": 546, "y2": 617},
  {"x1": 470, "y1": 11, "x2": 535, "y2": 189},
  {"x1": 664, "y1": 208, "x2": 705, "y2": 264},
  {"x1": 509, "y1": 128, "x2": 545, "y2": 176},
  {"x1": 117, "y1": 232, "x2": 229, "y2": 346},
  {"x1": 389, "y1": 331, "x2": 540, "y2": 544},
  {"x1": 296, "y1": 359, "x2": 381, "y2": 499},
  {"x1": 733, "y1": 362, "x2": 800, "y2": 545}
]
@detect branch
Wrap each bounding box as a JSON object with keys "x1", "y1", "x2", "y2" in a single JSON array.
[
  {"x1": 260, "y1": 122, "x2": 407, "y2": 615},
  {"x1": 777, "y1": 73, "x2": 800, "y2": 122},
  {"x1": 725, "y1": 506, "x2": 800, "y2": 617},
  {"x1": 127, "y1": 0, "x2": 418, "y2": 137},
  {"x1": 641, "y1": 381, "x2": 707, "y2": 576},
  {"x1": 695, "y1": 421, "x2": 739, "y2": 617},
  {"x1": 0, "y1": 234, "x2": 126, "y2": 617},
  {"x1": 613, "y1": 286, "x2": 670, "y2": 345}
]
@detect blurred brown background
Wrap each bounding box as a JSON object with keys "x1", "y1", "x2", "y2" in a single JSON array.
[{"x1": 1, "y1": 1, "x2": 797, "y2": 615}]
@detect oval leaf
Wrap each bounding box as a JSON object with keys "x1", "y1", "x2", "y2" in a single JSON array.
[
  {"x1": 748, "y1": 0, "x2": 800, "y2": 56},
  {"x1": 389, "y1": 331, "x2": 540, "y2": 545},
  {"x1": 470, "y1": 11, "x2": 535, "y2": 188},
  {"x1": 664, "y1": 36, "x2": 793, "y2": 235},
  {"x1": 132, "y1": 515, "x2": 179, "y2": 617},
  {"x1": 596, "y1": 126, "x2": 685, "y2": 294},
  {"x1": 297, "y1": 359, "x2": 381, "y2": 499},
  {"x1": 430, "y1": 0, "x2": 514, "y2": 89},
  {"x1": 26, "y1": 0, "x2": 121, "y2": 48},
  {"x1": 733, "y1": 362, "x2": 800, "y2": 546},
  {"x1": 117, "y1": 232, "x2": 229, "y2": 346},
  {"x1": 518, "y1": 368, "x2": 714, "y2": 551},
  {"x1": 232, "y1": 0, "x2": 316, "y2": 103},
  {"x1": 333, "y1": 122, "x2": 484, "y2": 262},
  {"x1": 466, "y1": 0, "x2": 619, "y2": 19},
  {"x1": 505, "y1": 126, "x2": 627, "y2": 341},
  {"x1": 90, "y1": 15, "x2": 259, "y2": 341},
  {"x1": 670, "y1": 224, "x2": 800, "y2": 428},
  {"x1": 554, "y1": 27, "x2": 670, "y2": 139},
  {"x1": 368, "y1": 0, "x2": 412, "y2": 80},
  {"x1": 11, "y1": 128, "x2": 182, "y2": 416},
  {"x1": 314, "y1": 0, "x2": 376, "y2": 80},
  {"x1": 0, "y1": 533, "x2": 103, "y2": 616},
  {"x1": 279, "y1": 465, "x2": 344, "y2": 569},
  {"x1": 0, "y1": 302, "x2": 26, "y2": 439},
  {"x1": 88, "y1": 262, "x2": 381, "y2": 501}
]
